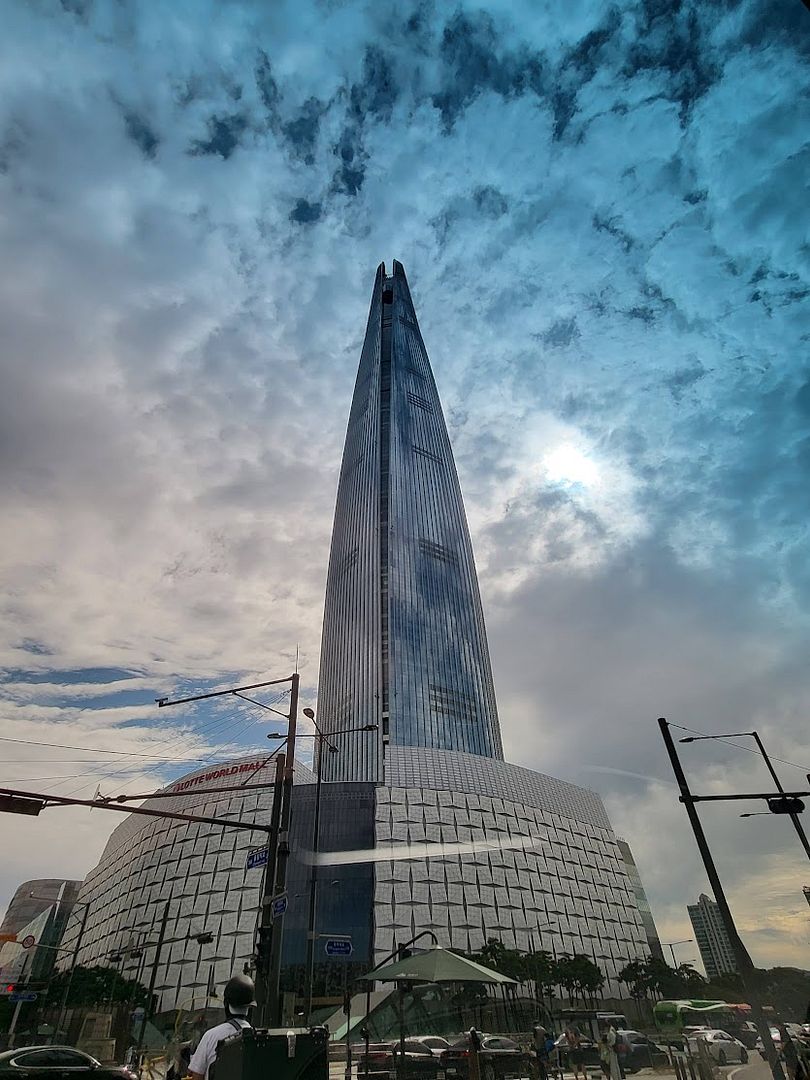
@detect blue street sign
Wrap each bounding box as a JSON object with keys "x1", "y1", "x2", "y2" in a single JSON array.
[
  {"x1": 271, "y1": 894, "x2": 288, "y2": 919},
  {"x1": 324, "y1": 938, "x2": 353, "y2": 957},
  {"x1": 246, "y1": 847, "x2": 268, "y2": 871},
  {"x1": 10, "y1": 992, "x2": 37, "y2": 1002}
]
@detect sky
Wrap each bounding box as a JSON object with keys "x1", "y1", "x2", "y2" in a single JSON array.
[{"x1": 1, "y1": 0, "x2": 809, "y2": 973}]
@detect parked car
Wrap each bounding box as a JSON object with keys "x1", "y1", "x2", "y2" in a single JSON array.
[
  {"x1": 440, "y1": 1035, "x2": 533, "y2": 1079},
  {"x1": 356, "y1": 1040, "x2": 441, "y2": 1080},
  {"x1": 408, "y1": 1037, "x2": 452, "y2": 1058},
  {"x1": 553, "y1": 1033, "x2": 602, "y2": 1070},
  {"x1": 735, "y1": 1022, "x2": 760, "y2": 1050},
  {"x1": 0, "y1": 1047, "x2": 136, "y2": 1080},
  {"x1": 616, "y1": 1031, "x2": 670, "y2": 1073},
  {"x1": 687, "y1": 1030, "x2": 749, "y2": 1065}
]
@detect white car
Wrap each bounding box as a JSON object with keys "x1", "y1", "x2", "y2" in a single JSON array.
[
  {"x1": 408, "y1": 1036, "x2": 452, "y2": 1058},
  {"x1": 687, "y1": 1030, "x2": 749, "y2": 1065}
]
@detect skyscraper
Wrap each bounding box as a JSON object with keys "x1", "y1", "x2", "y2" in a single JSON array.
[
  {"x1": 62, "y1": 263, "x2": 652, "y2": 1015},
  {"x1": 317, "y1": 261, "x2": 502, "y2": 781},
  {"x1": 688, "y1": 893, "x2": 738, "y2": 979}
]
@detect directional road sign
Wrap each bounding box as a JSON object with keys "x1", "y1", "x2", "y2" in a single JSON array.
[
  {"x1": 245, "y1": 847, "x2": 268, "y2": 871},
  {"x1": 10, "y1": 992, "x2": 38, "y2": 1002},
  {"x1": 271, "y1": 894, "x2": 288, "y2": 919},
  {"x1": 324, "y1": 938, "x2": 353, "y2": 958},
  {"x1": 21, "y1": 935, "x2": 36, "y2": 950}
]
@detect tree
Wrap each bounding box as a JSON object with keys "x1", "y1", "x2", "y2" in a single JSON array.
[
  {"x1": 675, "y1": 963, "x2": 707, "y2": 995},
  {"x1": 556, "y1": 954, "x2": 604, "y2": 1002},
  {"x1": 618, "y1": 959, "x2": 651, "y2": 1003},
  {"x1": 44, "y1": 965, "x2": 149, "y2": 1008},
  {"x1": 473, "y1": 939, "x2": 527, "y2": 984},
  {"x1": 525, "y1": 950, "x2": 559, "y2": 1005}
]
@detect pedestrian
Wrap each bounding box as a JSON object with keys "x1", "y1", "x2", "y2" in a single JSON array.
[
  {"x1": 533, "y1": 1024, "x2": 555, "y2": 1080},
  {"x1": 598, "y1": 1023, "x2": 621, "y2": 1080},
  {"x1": 565, "y1": 1024, "x2": 586, "y2": 1080},
  {"x1": 188, "y1": 974, "x2": 256, "y2": 1080}
]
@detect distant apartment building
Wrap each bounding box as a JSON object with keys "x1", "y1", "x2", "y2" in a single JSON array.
[
  {"x1": 0, "y1": 879, "x2": 81, "y2": 985},
  {"x1": 688, "y1": 893, "x2": 738, "y2": 978},
  {"x1": 617, "y1": 839, "x2": 663, "y2": 960}
]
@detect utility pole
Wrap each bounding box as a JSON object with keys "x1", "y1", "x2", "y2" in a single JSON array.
[
  {"x1": 253, "y1": 752, "x2": 285, "y2": 1022},
  {"x1": 265, "y1": 671, "x2": 299, "y2": 1026},
  {"x1": 133, "y1": 900, "x2": 170, "y2": 1072},
  {"x1": 658, "y1": 718, "x2": 784, "y2": 1080},
  {"x1": 305, "y1": 730, "x2": 324, "y2": 1023}
]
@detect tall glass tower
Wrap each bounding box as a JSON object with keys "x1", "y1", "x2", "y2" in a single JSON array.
[{"x1": 317, "y1": 261, "x2": 503, "y2": 781}]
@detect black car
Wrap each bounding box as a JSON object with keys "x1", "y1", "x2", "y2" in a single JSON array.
[
  {"x1": 0, "y1": 1047, "x2": 135, "y2": 1080},
  {"x1": 440, "y1": 1035, "x2": 533, "y2": 1079},
  {"x1": 616, "y1": 1031, "x2": 670, "y2": 1074},
  {"x1": 356, "y1": 1040, "x2": 441, "y2": 1080}
]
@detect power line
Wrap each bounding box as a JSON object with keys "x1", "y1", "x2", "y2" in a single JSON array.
[
  {"x1": 670, "y1": 722, "x2": 810, "y2": 774},
  {"x1": 0, "y1": 735, "x2": 206, "y2": 760}
]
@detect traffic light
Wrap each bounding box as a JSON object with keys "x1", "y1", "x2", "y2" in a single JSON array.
[
  {"x1": 194, "y1": 932, "x2": 214, "y2": 945},
  {"x1": 0, "y1": 796, "x2": 43, "y2": 816},
  {"x1": 3, "y1": 984, "x2": 16, "y2": 995},
  {"x1": 768, "y1": 796, "x2": 805, "y2": 815}
]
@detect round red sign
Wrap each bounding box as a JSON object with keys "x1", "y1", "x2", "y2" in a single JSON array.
[{"x1": 21, "y1": 935, "x2": 36, "y2": 950}]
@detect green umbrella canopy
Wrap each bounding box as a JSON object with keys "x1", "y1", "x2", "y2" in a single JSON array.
[{"x1": 363, "y1": 947, "x2": 517, "y2": 985}]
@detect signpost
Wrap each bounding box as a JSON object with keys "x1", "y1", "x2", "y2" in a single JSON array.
[
  {"x1": 246, "y1": 847, "x2": 268, "y2": 871},
  {"x1": 271, "y1": 894, "x2": 288, "y2": 920},
  {"x1": 10, "y1": 992, "x2": 37, "y2": 1002},
  {"x1": 324, "y1": 939, "x2": 353, "y2": 958}
]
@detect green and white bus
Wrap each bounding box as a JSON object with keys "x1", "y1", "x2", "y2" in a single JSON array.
[{"x1": 653, "y1": 1000, "x2": 752, "y2": 1038}]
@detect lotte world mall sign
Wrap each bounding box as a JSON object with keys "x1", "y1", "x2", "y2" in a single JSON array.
[{"x1": 171, "y1": 758, "x2": 272, "y2": 793}]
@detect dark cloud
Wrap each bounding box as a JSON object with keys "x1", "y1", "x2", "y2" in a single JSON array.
[
  {"x1": 190, "y1": 114, "x2": 248, "y2": 158},
  {"x1": 290, "y1": 198, "x2": 322, "y2": 224},
  {"x1": 123, "y1": 111, "x2": 159, "y2": 158}
]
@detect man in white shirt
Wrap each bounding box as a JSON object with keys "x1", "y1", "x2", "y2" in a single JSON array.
[{"x1": 188, "y1": 974, "x2": 256, "y2": 1080}]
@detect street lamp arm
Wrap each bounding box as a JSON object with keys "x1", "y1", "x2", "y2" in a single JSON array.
[{"x1": 156, "y1": 675, "x2": 295, "y2": 708}]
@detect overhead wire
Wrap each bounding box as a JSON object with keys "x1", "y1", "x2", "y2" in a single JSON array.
[
  {"x1": 670, "y1": 722, "x2": 810, "y2": 774},
  {"x1": 54, "y1": 686, "x2": 292, "y2": 800},
  {"x1": 0, "y1": 735, "x2": 206, "y2": 759}
]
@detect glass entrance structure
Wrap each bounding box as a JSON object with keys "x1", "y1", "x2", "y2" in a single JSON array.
[{"x1": 317, "y1": 262, "x2": 503, "y2": 781}]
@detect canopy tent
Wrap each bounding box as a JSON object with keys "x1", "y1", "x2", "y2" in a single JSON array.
[{"x1": 365, "y1": 947, "x2": 517, "y2": 985}]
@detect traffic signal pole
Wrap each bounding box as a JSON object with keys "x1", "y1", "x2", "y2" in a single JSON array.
[
  {"x1": 750, "y1": 731, "x2": 810, "y2": 862},
  {"x1": 658, "y1": 718, "x2": 785, "y2": 1080},
  {"x1": 264, "y1": 672, "x2": 299, "y2": 1026}
]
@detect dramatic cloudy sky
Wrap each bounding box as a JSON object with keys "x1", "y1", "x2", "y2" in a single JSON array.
[{"x1": 1, "y1": 0, "x2": 809, "y2": 971}]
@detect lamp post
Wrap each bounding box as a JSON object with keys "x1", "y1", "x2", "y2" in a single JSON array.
[
  {"x1": 269, "y1": 714, "x2": 378, "y2": 1022},
  {"x1": 680, "y1": 731, "x2": 810, "y2": 862},
  {"x1": 660, "y1": 939, "x2": 693, "y2": 968}
]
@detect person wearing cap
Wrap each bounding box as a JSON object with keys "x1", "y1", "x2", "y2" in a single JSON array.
[{"x1": 188, "y1": 974, "x2": 256, "y2": 1080}]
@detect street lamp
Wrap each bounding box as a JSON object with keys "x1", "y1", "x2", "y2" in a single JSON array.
[
  {"x1": 680, "y1": 731, "x2": 810, "y2": 862},
  {"x1": 661, "y1": 939, "x2": 693, "y2": 968},
  {"x1": 288, "y1": 709, "x2": 378, "y2": 1023}
]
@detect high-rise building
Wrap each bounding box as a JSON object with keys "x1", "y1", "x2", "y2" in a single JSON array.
[
  {"x1": 617, "y1": 839, "x2": 663, "y2": 960},
  {"x1": 317, "y1": 262, "x2": 502, "y2": 781},
  {"x1": 0, "y1": 878, "x2": 81, "y2": 936},
  {"x1": 688, "y1": 893, "x2": 737, "y2": 979}
]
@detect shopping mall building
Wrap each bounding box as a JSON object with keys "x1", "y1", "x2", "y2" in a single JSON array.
[{"x1": 59, "y1": 264, "x2": 652, "y2": 1014}]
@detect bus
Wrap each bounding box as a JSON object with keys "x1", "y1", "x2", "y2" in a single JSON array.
[{"x1": 653, "y1": 1000, "x2": 754, "y2": 1041}]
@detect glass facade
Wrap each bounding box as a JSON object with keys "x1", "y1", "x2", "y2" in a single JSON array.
[{"x1": 318, "y1": 262, "x2": 502, "y2": 781}]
